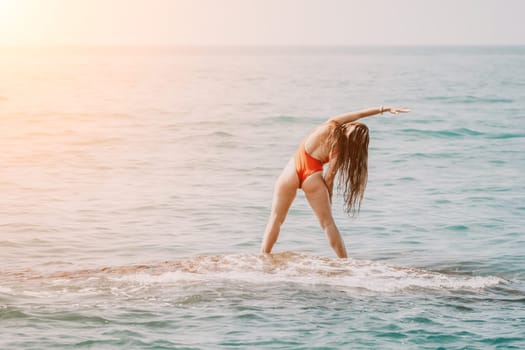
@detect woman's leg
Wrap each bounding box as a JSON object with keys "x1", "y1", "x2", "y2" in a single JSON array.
[
  {"x1": 261, "y1": 159, "x2": 299, "y2": 254},
  {"x1": 302, "y1": 173, "x2": 348, "y2": 258}
]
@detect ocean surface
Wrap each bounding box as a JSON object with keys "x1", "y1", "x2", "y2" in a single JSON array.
[{"x1": 1, "y1": 46, "x2": 524, "y2": 349}]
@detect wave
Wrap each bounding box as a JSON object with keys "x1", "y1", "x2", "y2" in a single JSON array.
[
  {"x1": 4, "y1": 252, "x2": 504, "y2": 294},
  {"x1": 264, "y1": 115, "x2": 313, "y2": 125},
  {"x1": 70, "y1": 137, "x2": 123, "y2": 146},
  {"x1": 486, "y1": 133, "x2": 525, "y2": 139},
  {"x1": 401, "y1": 128, "x2": 484, "y2": 138},
  {"x1": 209, "y1": 130, "x2": 234, "y2": 138},
  {"x1": 424, "y1": 95, "x2": 514, "y2": 104}
]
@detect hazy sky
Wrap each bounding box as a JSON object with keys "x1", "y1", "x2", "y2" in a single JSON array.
[{"x1": 0, "y1": 0, "x2": 523, "y2": 46}]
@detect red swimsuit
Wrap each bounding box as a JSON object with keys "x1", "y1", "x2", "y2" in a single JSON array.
[{"x1": 294, "y1": 143, "x2": 328, "y2": 188}]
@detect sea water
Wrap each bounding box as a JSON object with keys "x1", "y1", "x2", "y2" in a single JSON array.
[{"x1": 1, "y1": 46, "x2": 524, "y2": 349}]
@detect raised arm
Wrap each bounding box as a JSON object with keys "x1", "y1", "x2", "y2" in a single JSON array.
[{"x1": 328, "y1": 106, "x2": 410, "y2": 125}]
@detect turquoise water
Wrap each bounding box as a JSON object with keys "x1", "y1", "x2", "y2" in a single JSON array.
[{"x1": 1, "y1": 46, "x2": 524, "y2": 349}]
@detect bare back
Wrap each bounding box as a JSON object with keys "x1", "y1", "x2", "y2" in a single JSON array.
[{"x1": 303, "y1": 123, "x2": 332, "y2": 162}]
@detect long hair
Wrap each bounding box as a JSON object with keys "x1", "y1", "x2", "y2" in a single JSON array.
[{"x1": 327, "y1": 121, "x2": 369, "y2": 215}]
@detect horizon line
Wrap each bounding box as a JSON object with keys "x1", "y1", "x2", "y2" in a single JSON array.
[{"x1": 1, "y1": 44, "x2": 525, "y2": 48}]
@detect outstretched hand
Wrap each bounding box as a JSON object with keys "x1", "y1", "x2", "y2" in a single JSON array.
[{"x1": 386, "y1": 107, "x2": 411, "y2": 114}]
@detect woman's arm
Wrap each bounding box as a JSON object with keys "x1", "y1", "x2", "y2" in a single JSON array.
[{"x1": 328, "y1": 106, "x2": 410, "y2": 125}]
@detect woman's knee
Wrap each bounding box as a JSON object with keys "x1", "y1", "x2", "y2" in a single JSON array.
[{"x1": 318, "y1": 216, "x2": 336, "y2": 230}]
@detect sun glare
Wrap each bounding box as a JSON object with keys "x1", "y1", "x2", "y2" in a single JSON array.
[
  {"x1": 0, "y1": 0, "x2": 19, "y2": 20},
  {"x1": 0, "y1": 0, "x2": 29, "y2": 43}
]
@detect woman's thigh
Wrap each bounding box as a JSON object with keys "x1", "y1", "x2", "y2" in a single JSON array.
[
  {"x1": 302, "y1": 173, "x2": 334, "y2": 227},
  {"x1": 270, "y1": 158, "x2": 300, "y2": 217}
]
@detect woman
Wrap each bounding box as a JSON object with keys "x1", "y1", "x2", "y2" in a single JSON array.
[{"x1": 260, "y1": 106, "x2": 410, "y2": 258}]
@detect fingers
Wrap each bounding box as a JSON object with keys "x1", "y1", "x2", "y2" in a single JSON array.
[{"x1": 389, "y1": 107, "x2": 411, "y2": 114}]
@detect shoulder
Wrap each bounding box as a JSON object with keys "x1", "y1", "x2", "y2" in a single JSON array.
[
  {"x1": 312, "y1": 122, "x2": 333, "y2": 139},
  {"x1": 320, "y1": 120, "x2": 339, "y2": 131},
  {"x1": 307, "y1": 121, "x2": 338, "y2": 143},
  {"x1": 320, "y1": 120, "x2": 340, "y2": 137}
]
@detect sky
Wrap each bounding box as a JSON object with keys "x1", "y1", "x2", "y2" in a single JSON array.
[{"x1": 0, "y1": 0, "x2": 523, "y2": 46}]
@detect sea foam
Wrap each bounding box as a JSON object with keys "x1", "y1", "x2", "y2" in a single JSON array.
[{"x1": 106, "y1": 252, "x2": 504, "y2": 293}]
